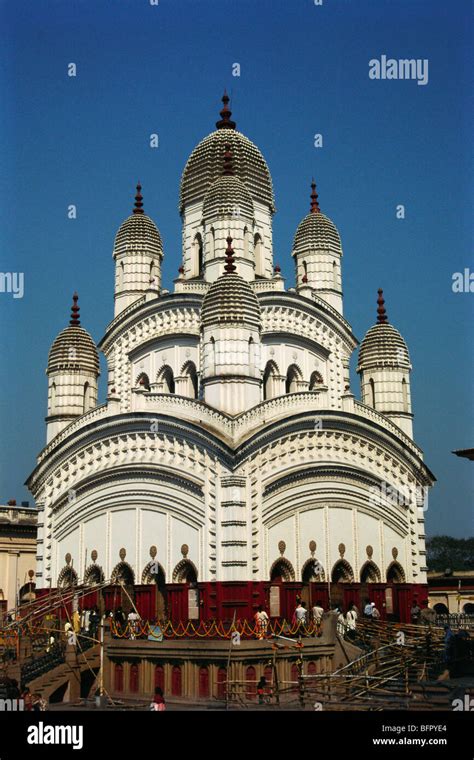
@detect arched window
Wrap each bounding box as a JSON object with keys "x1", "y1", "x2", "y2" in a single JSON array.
[
  {"x1": 243, "y1": 226, "x2": 249, "y2": 257},
  {"x1": 360, "y1": 561, "x2": 381, "y2": 583},
  {"x1": 199, "y1": 667, "x2": 210, "y2": 698},
  {"x1": 181, "y1": 361, "x2": 198, "y2": 399},
  {"x1": 118, "y1": 261, "x2": 124, "y2": 289},
  {"x1": 248, "y1": 337, "x2": 254, "y2": 371},
  {"x1": 172, "y1": 559, "x2": 198, "y2": 584},
  {"x1": 209, "y1": 337, "x2": 216, "y2": 375},
  {"x1": 386, "y1": 561, "x2": 405, "y2": 583},
  {"x1": 245, "y1": 666, "x2": 256, "y2": 700},
  {"x1": 309, "y1": 371, "x2": 324, "y2": 391},
  {"x1": 369, "y1": 378, "x2": 376, "y2": 408},
  {"x1": 171, "y1": 666, "x2": 182, "y2": 696},
  {"x1": 433, "y1": 603, "x2": 449, "y2": 615},
  {"x1": 332, "y1": 260, "x2": 338, "y2": 289},
  {"x1": 254, "y1": 234, "x2": 264, "y2": 277},
  {"x1": 154, "y1": 665, "x2": 164, "y2": 691},
  {"x1": 57, "y1": 566, "x2": 78, "y2": 589},
  {"x1": 157, "y1": 366, "x2": 175, "y2": 394},
  {"x1": 114, "y1": 664, "x2": 123, "y2": 692},
  {"x1": 136, "y1": 372, "x2": 151, "y2": 392},
  {"x1": 142, "y1": 561, "x2": 166, "y2": 588},
  {"x1": 290, "y1": 663, "x2": 300, "y2": 686},
  {"x1": 129, "y1": 664, "x2": 139, "y2": 693},
  {"x1": 209, "y1": 228, "x2": 215, "y2": 259},
  {"x1": 110, "y1": 561, "x2": 135, "y2": 586},
  {"x1": 307, "y1": 661, "x2": 317, "y2": 676},
  {"x1": 83, "y1": 382, "x2": 90, "y2": 413},
  {"x1": 263, "y1": 360, "x2": 279, "y2": 401},
  {"x1": 402, "y1": 378, "x2": 408, "y2": 413},
  {"x1": 270, "y1": 558, "x2": 295, "y2": 582},
  {"x1": 84, "y1": 564, "x2": 104, "y2": 585},
  {"x1": 331, "y1": 560, "x2": 354, "y2": 583},
  {"x1": 193, "y1": 233, "x2": 203, "y2": 277},
  {"x1": 302, "y1": 558, "x2": 325, "y2": 583},
  {"x1": 302, "y1": 260, "x2": 308, "y2": 282},
  {"x1": 263, "y1": 665, "x2": 273, "y2": 685},
  {"x1": 50, "y1": 382, "x2": 56, "y2": 410},
  {"x1": 285, "y1": 364, "x2": 302, "y2": 394}
]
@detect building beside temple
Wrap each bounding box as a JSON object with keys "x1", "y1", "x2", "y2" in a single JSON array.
[
  {"x1": 0, "y1": 501, "x2": 37, "y2": 617},
  {"x1": 26, "y1": 93, "x2": 435, "y2": 626}
]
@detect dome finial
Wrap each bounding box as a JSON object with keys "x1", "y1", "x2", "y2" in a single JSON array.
[
  {"x1": 216, "y1": 90, "x2": 236, "y2": 130},
  {"x1": 377, "y1": 288, "x2": 388, "y2": 323},
  {"x1": 224, "y1": 233, "x2": 236, "y2": 274},
  {"x1": 310, "y1": 178, "x2": 320, "y2": 213},
  {"x1": 133, "y1": 182, "x2": 144, "y2": 215},
  {"x1": 70, "y1": 292, "x2": 80, "y2": 326},
  {"x1": 223, "y1": 143, "x2": 234, "y2": 175}
]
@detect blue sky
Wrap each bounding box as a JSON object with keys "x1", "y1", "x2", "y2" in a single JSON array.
[{"x1": 0, "y1": 0, "x2": 472, "y2": 537}]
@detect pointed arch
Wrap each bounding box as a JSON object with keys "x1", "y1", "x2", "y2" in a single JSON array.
[
  {"x1": 302, "y1": 558, "x2": 326, "y2": 583},
  {"x1": 270, "y1": 557, "x2": 295, "y2": 582},
  {"x1": 309, "y1": 370, "x2": 324, "y2": 390},
  {"x1": 172, "y1": 558, "x2": 198, "y2": 584},
  {"x1": 193, "y1": 233, "x2": 203, "y2": 277},
  {"x1": 360, "y1": 560, "x2": 381, "y2": 583},
  {"x1": 180, "y1": 360, "x2": 198, "y2": 399},
  {"x1": 368, "y1": 377, "x2": 376, "y2": 408},
  {"x1": 50, "y1": 382, "x2": 56, "y2": 410},
  {"x1": 156, "y1": 365, "x2": 175, "y2": 394},
  {"x1": 285, "y1": 363, "x2": 303, "y2": 394},
  {"x1": 332, "y1": 260, "x2": 338, "y2": 289},
  {"x1": 243, "y1": 226, "x2": 249, "y2": 257},
  {"x1": 118, "y1": 261, "x2": 124, "y2": 289},
  {"x1": 209, "y1": 227, "x2": 215, "y2": 259},
  {"x1": 254, "y1": 233, "x2": 264, "y2": 277},
  {"x1": 83, "y1": 382, "x2": 90, "y2": 413},
  {"x1": 136, "y1": 372, "x2": 151, "y2": 391},
  {"x1": 110, "y1": 561, "x2": 135, "y2": 585},
  {"x1": 142, "y1": 560, "x2": 166, "y2": 586},
  {"x1": 402, "y1": 377, "x2": 409, "y2": 412},
  {"x1": 57, "y1": 565, "x2": 78, "y2": 588},
  {"x1": 331, "y1": 559, "x2": 354, "y2": 583},
  {"x1": 263, "y1": 359, "x2": 280, "y2": 401},
  {"x1": 84, "y1": 564, "x2": 105, "y2": 585},
  {"x1": 386, "y1": 561, "x2": 406, "y2": 583}
]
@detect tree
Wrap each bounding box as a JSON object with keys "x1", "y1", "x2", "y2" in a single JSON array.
[{"x1": 426, "y1": 536, "x2": 474, "y2": 572}]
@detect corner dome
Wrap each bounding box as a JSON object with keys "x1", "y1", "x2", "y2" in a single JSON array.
[
  {"x1": 113, "y1": 184, "x2": 163, "y2": 259},
  {"x1": 357, "y1": 291, "x2": 411, "y2": 372},
  {"x1": 201, "y1": 236, "x2": 261, "y2": 329},
  {"x1": 292, "y1": 181, "x2": 342, "y2": 257},
  {"x1": 180, "y1": 95, "x2": 275, "y2": 214},
  {"x1": 202, "y1": 174, "x2": 255, "y2": 221},
  {"x1": 47, "y1": 294, "x2": 100, "y2": 376}
]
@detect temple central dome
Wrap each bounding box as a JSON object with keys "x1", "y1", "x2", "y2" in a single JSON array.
[{"x1": 180, "y1": 94, "x2": 275, "y2": 213}]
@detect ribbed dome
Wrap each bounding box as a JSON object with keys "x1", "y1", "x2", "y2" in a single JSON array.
[
  {"x1": 113, "y1": 213, "x2": 163, "y2": 258},
  {"x1": 47, "y1": 325, "x2": 100, "y2": 375},
  {"x1": 357, "y1": 323, "x2": 411, "y2": 371},
  {"x1": 293, "y1": 211, "x2": 342, "y2": 256},
  {"x1": 180, "y1": 130, "x2": 275, "y2": 213},
  {"x1": 202, "y1": 174, "x2": 255, "y2": 221},
  {"x1": 201, "y1": 273, "x2": 261, "y2": 329}
]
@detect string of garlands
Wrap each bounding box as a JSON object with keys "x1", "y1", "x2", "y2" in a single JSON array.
[{"x1": 108, "y1": 618, "x2": 324, "y2": 639}]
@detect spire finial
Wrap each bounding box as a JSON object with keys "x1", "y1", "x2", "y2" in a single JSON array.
[
  {"x1": 133, "y1": 182, "x2": 144, "y2": 215},
  {"x1": 223, "y1": 143, "x2": 234, "y2": 175},
  {"x1": 70, "y1": 292, "x2": 80, "y2": 326},
  {"x1": 310, "y1": 179, "x2": 320, "y2": 213},
  {"x1": 377, "y1": 288, "x2": 388, "y2": 323},
  {"x1": 216, "y1": 90, "x2": 236, "y2": 130},
  {"x1": 224, "y1": 234, "x2": 236, "y2": 274}
]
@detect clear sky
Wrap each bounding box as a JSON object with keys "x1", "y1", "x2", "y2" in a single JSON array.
[{"x1": 0, "y1": 0, "x2": 472, "y2": 537}]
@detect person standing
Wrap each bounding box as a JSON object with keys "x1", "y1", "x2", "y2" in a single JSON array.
[
  {"x1": 254, "y1": 605, "x2": 269, "y2": 640},
  {"x1": 312, "y1": 600, "x2": 324, "y2": 625},
  {"x1": 410, "y1": 600, "x2": 421, "y2": 625},
  {"x1": 294, "y1": 601, "x2": 308, "y2": 633},
  {"x1": 346, "y1": 603, "x2": 358, "y2": 640},
  {"x1": 150, "y1": 686, "x2": 166, "y2": 711},
  {"x1": 371, "y1": 602, "x2": 381, "y2": 620},
  {"x1": 363, "y1": 599, "x2": 373, "y2": 618}
]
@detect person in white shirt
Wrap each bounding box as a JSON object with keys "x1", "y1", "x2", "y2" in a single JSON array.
[
  {"x1": 312, "y1": 601, "x2": 324, "y2": 625},
  {"x1": 364, "y1": 600, "x2": 373, "y2": 618},
  {"x1": 346, "y1": 603, "x2": 358, "y2": 640},
  {"x1": 254, "y1": 606, "x2": 269, "y2": 639},
  {"x1": 294, "y1": 601, "x2": 308, "y2": 630}
]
